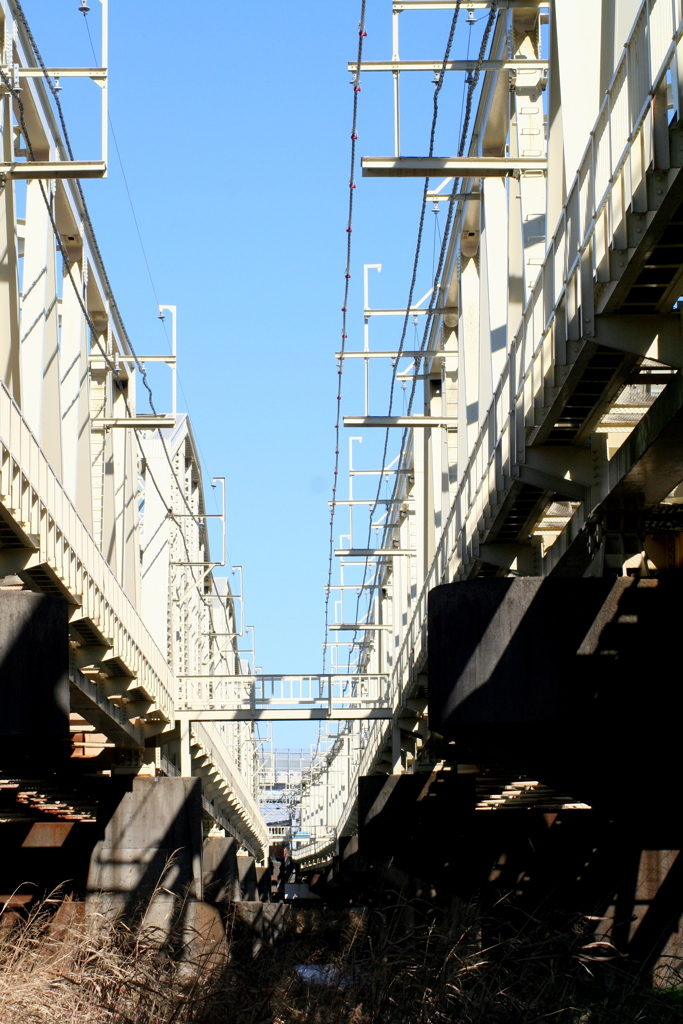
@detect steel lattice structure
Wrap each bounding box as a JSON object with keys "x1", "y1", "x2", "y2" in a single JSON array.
[
  {"x1": 2, "y1": 0, "x2": 683, "y2": 869},
  {"x1": 0, "y1": 0, "x2": 268, "y2": 859},
  {"x1": 295, "y1": 0, "x2": 683, "y2": 867}
]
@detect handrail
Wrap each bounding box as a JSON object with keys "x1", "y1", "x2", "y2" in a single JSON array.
[
  {"x1": 300, "y1": 0, "x2": 683, "y2": 864},
  {"x1": 0, "y1": 381, "x2": 174, "y2": 722},
  {"x1": 192, "y1": 721, "x2": 270, "y2": 855}
]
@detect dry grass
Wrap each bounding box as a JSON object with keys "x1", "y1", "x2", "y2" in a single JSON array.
[{"x1": 0, "y1": 891, "x2": 681, "y2": 1024}]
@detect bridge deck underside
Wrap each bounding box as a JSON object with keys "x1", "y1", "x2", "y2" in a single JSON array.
[{"x1": 470, "y1": 151, "x2": 683, "y2": 582}]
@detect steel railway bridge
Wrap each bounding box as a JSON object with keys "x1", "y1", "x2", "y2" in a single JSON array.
[{"x1": 1, "y1": 0, "x2": 683, "y2": 961}]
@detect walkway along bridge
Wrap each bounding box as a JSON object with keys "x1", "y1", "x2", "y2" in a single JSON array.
[
  {"x1": 1, "y1": 0, "x2": 683, "y2": 964},
  {"x1": 284, "y1": 0, "x2": 683, "y2": 884},
  {"x1": 0, "y1": 0, "x2": 268, "y2": 870}
]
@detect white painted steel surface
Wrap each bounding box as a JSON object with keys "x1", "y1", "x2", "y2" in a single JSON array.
[{"x1": 296, "y1": 0, "x2": 683, "y2": 867}]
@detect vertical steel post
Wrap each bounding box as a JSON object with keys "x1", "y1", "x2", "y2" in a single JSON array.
[
  {"x1": 100, "y1": 0, "x2": 108, "y2": 170},
  {"x1": 391, "y1": 720, "x2": 402, "y2": 774},
  {"x1": 392, "y1": 9, "x2": 401, "y2": 156},
  {"x1": 180, "y1": 719, "x2": 192, "y2": 777}
]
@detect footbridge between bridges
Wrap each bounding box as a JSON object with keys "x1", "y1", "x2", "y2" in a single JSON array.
[{"x1": 1, "y1": 0, "x2": 683, "y2": 968}]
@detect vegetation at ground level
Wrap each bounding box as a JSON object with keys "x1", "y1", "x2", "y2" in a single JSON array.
[{"x1": 0, "y1": 893, "x2": 681, "y2": 1023}]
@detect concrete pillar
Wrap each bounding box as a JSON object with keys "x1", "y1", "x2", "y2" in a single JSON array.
[
  {"x1": 237, "y1": 854, "x2": 258, "y2": 900},
  {"x1": 202, "y1": 835, "x2": 239, "y2": 904},
  {"x1": 0, "y1": 592, "x2": 69, "y2": 772},
  {"x1": 87, "y1": 776, "x2": 203, "y2": 936}
]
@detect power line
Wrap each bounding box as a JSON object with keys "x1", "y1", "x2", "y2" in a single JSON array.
[
  {"x1": 347, "y1": 0, "x2": 499, "y2": 667},
  {"x1": 322, "y1": 0, "x2": 367, "y2": 673},
  {"x1": 79, "y1": 16, "x2": 238, "y2": 637},
  {"x1": 79, "y1": 18, "x2": 219, "y2": 522},
  {"x1": 341, "y1": 0, "x2": 465, "y2": 657},
  {"x1": 7, "y1": 2, "x2": 239, "y2": 660}
]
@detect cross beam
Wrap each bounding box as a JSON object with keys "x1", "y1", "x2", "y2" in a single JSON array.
[
  {"x1": 175, "y1": 709, "x2": 394, "y2": 721},
  {"x1": 349, "y1": 60, "x2": 547, "y2": 73},
  {"x1": 362, "y1": 157, "x2": 547, "y2": 177},
  {"x1": 344, "y1": 416, "x2": 456, "y2": 427}
]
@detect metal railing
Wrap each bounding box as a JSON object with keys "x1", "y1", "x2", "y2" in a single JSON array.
[
  {"x1": 177, "y1": 673, "x2": 393, "y2": 715},
  {"x1": 296, "y1": 0, "x2": 683, "y2": 865},
  {"x1": 0, "y1": 382, "x2": 174, "y2": 727},
  {"x1": 388, "y1": 0, "x2": 683, "y2": 715},
  {"x1": 191, "y1": 721, "x2": 269, "y2": 856}
]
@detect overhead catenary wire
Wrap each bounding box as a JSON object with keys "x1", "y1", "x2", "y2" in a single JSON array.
[
  {"x1": 79, "y1": 14, "x2": 218, "y2": 514},
  {"x1": 347, "y1": 0, "x2": 499, "y2": 668},
  {"x1": 322, "y1": 0, "x2": 367, "y2": 673},
  {"x1": 0, "y1": 63, "x2": 180, "y2": 550},
  {"x1": 6, "y1": 3, "x2": 240, "y2": 660},
  {"x1": 77, "y1": 14, "x2": 238, "y2": 628},
  {"x1": 341, "y1": 0, "x2": 465, "y2": 657},
  {"x1": 11, "y1": 0, "x2": 239, "y2": 645},
  {"x1": 314, "y1": 0, "x2": 499, "y2": 786},
  {"x1": 400, "y1": 1, "x2": 500, "y2": 476}
]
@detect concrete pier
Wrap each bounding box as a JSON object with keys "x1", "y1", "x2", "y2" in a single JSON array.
[
  {"x1": 0, "y1": 591, "x2": 69, "y2": 770},
  {"x1": 87, "y1": 776, "x2": 203, "y2": 935},
  {"x1": 202, "y1": 835, "x2": 240, "y2": 903}
]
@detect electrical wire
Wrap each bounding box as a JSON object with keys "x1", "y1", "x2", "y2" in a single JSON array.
[
  {"x1": 338, "y1": 0, "x2": 465, "y2": 659},
  {"x1": 14, "y1": 0, "x2": 240, "y2": 653},
  {"x1": 0, "y1": 64, "x2": 182, "y2": 567},
  {"x1": 77, "y1": 15, "x2": 239, "y2": 645},
  {"x1": 322, "y1": 0, "x2": 367, "y2": 673},
  {"x1": 347, "y1": 0, "x2": 499, "y2": 668},
  {"x1": 79, "y1": 16, "x2": 219, "y2": 529},
  {"x1": 6, "y1": 2, "x2": 240, "y2": 664}
]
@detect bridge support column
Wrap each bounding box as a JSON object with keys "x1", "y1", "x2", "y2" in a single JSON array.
[
  {"x1": 0, "y1": 591, "x2": 69, "y2": 773},
  {"x1": 202, "y1": 835, "x2": 240, "y2": 903},
  {"x1": 87, "y1": 776, "x2": 203, "y2": 936}
]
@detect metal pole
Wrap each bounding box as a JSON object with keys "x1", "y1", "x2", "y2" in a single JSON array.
[
  {"x1": 392, "y1": 10, "x2": 401, "y2": 156},
  {"x1": 158, "y1": 304, "x2": 178, "y2": 419},
  {"x1": 363, "y1": 264, "x2": 381, "y2": 414},
  {"x1": 211, "y1": 477, "x2": 226, "y2": 565},
  {"x1": 180, "y1": 719, "x2": 192, "y2": 777},
  {"x1": 101, "y1": 0, "x2": 108, "y2": 170}
]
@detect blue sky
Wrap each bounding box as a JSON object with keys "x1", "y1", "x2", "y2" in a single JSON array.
[{"x1": 22, "y1": 0, "x2": 492, "y2": 747}]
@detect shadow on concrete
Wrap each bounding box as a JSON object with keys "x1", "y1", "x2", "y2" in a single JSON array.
[
  {"x1": 428, "y1": 576, "x2": 683, "y2": 982},
  {"x1": 429, "y1": 576, "x2": 683, "y2": 816},
  {"x1": 87, "y1": 776, "x2": 204, "y2": 944},
  {"x1": 0, "y1": 591, "x2": 70, "y2": 774}
]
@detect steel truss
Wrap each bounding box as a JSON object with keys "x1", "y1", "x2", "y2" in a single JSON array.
[{"x1": 296, "y1": 0, "x2": 683, "y2": 866}]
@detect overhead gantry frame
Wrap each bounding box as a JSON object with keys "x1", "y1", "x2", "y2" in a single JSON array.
[
  {"x1": 295, "y1": 0, "x2": 683, "y2": 868},
  {"x1": 0, "y1": 0, "x2": 268, "y2": 860}
]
